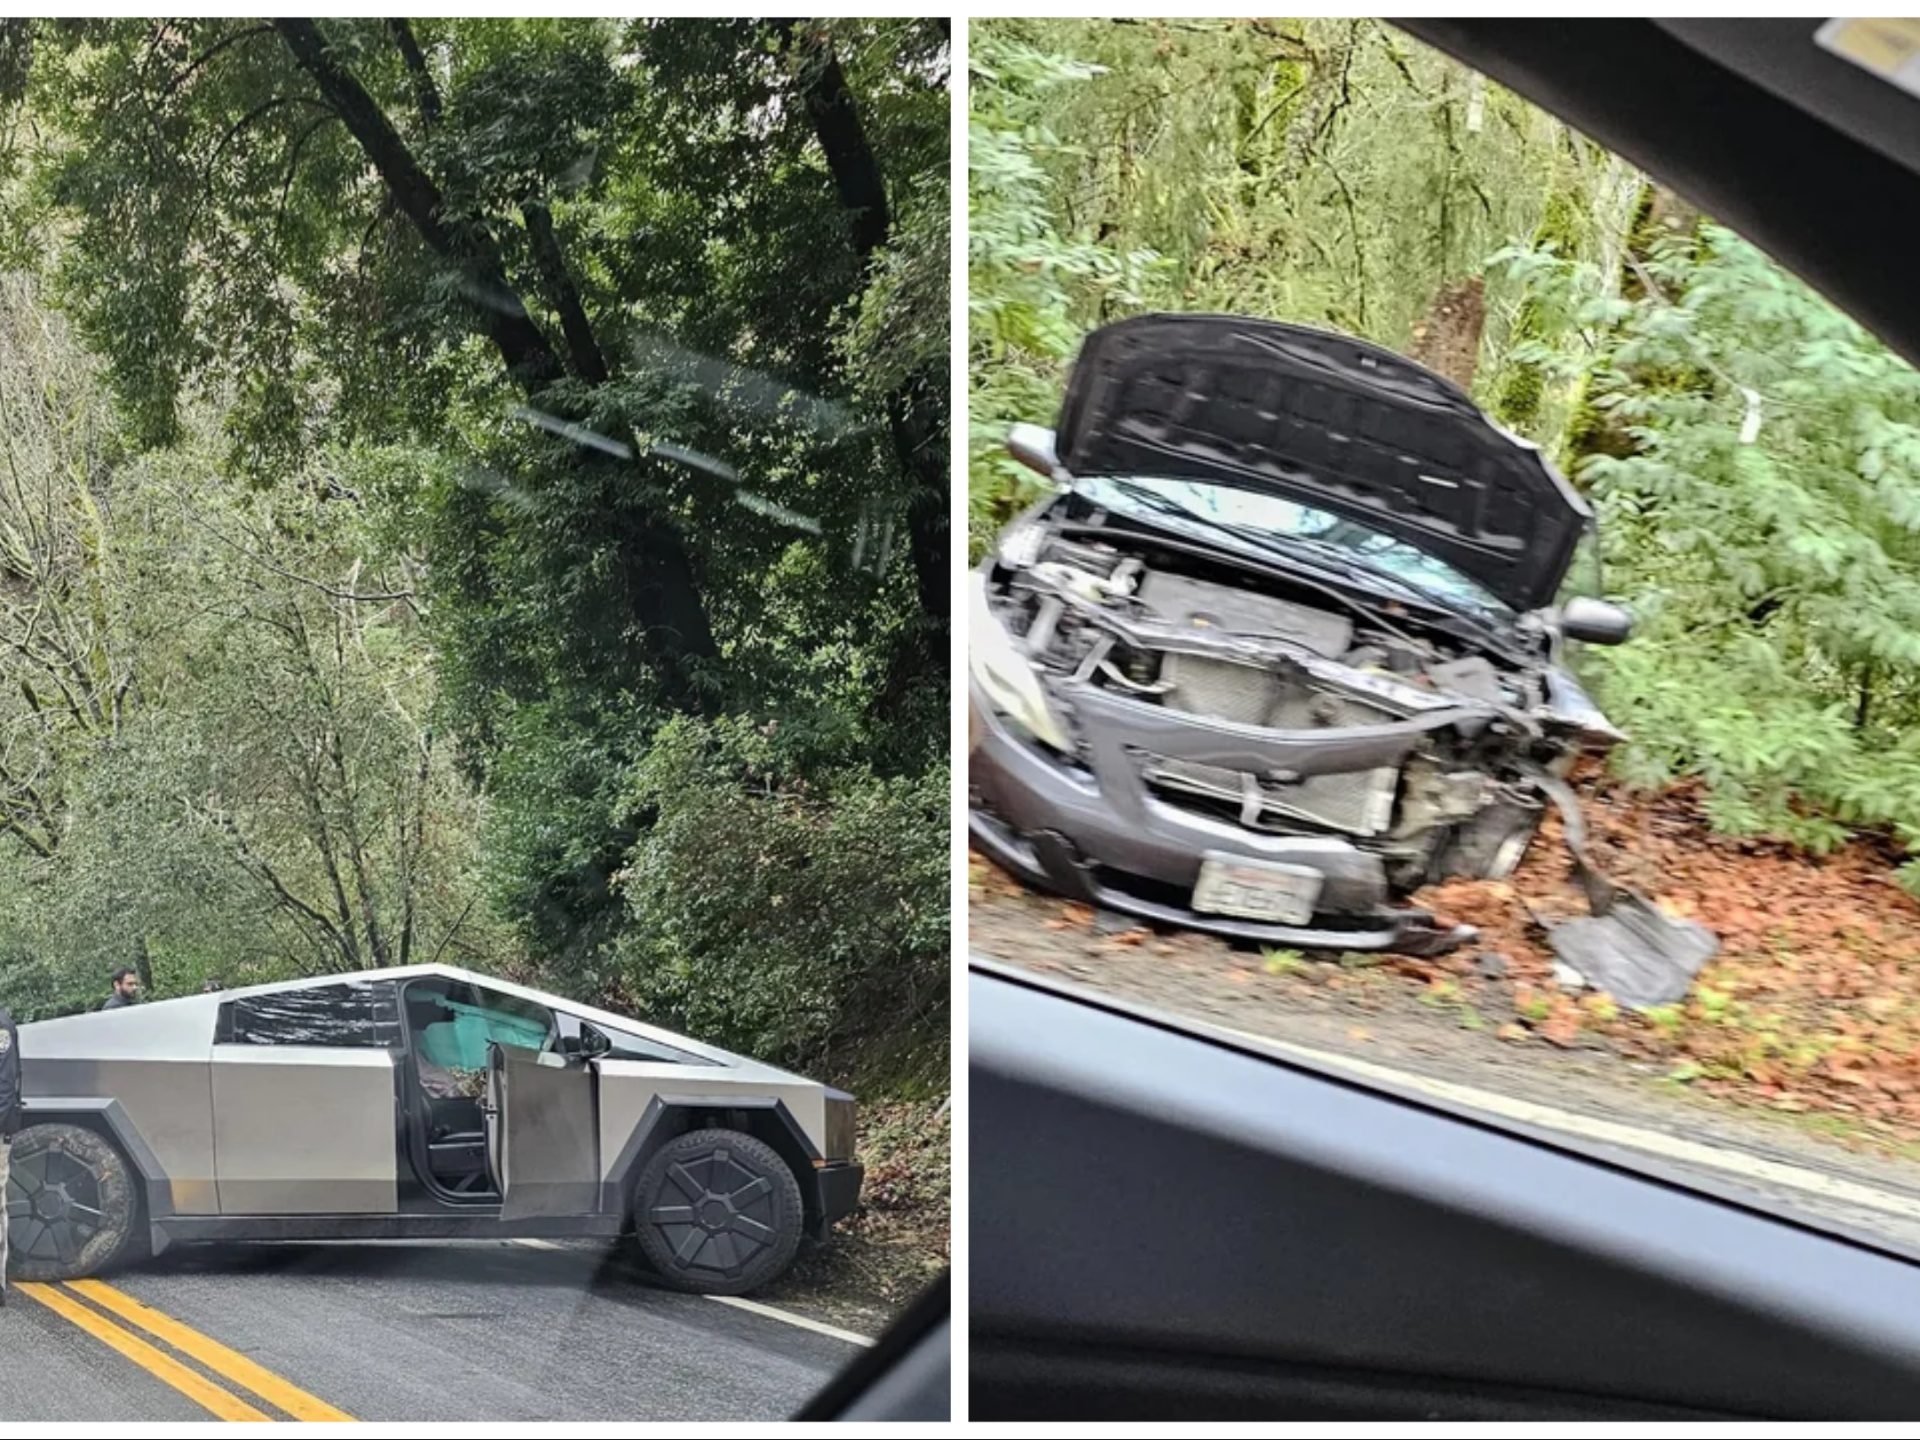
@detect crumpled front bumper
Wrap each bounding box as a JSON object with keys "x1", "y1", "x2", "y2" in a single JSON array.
[{"x1": 968, "y1": 678, "x2": 1474, "y2": 955}]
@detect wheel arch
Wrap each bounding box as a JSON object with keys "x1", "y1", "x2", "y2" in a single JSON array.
[
  {"x1": 604, "y1": 1095, "x2": 827, "y2": 1238},
  {"x1": 17, "y1": 1096, "x2": 173, "y2": 1252}
]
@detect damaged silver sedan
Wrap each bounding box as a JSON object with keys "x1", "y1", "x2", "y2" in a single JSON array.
[{"x1": 970, "y1": 314, "x2": 1714, "y2": 997}]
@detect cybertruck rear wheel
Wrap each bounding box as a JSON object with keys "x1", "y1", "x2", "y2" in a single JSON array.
[
  {"x1": 632, "y1": 1128, "x2": 804, "y2": 1296},
  {"x1": 5, "y1": 1123, "x2": 140, "y2": 1281}
]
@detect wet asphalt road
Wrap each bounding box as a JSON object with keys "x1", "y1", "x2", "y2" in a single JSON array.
[{"x1": 0, "y1": 1239, "x2": 864, "y2": 1422}]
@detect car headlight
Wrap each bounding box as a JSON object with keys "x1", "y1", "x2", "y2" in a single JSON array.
[{"x1": 969, "y1": 571, "x2": 1071, "y2": 751}]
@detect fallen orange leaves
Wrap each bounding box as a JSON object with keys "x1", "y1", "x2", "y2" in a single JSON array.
[{"x1": 1411, "y1": 764, "x2": 1920, "y2": 1136}]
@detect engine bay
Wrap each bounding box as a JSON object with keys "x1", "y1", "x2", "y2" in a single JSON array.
[{"x1": 984, "y1": 515, "x2": 1608, "y2": 891}]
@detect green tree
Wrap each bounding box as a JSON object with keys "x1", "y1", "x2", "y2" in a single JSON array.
[
  {"x1": 1512, "y1": 228, "x2": 1920, "y2": 875},
  {"x1": 0, "y1": 19, "x2": 950, "y2": 1086}
]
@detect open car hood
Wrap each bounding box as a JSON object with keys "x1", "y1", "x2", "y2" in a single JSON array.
[{"x1": 1053, "y1": 314, "x2": 1592, "y2": 613}]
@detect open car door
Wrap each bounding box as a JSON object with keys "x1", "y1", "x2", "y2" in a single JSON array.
[{"x1": 484, "y1": 1042, "x2": 602, "y2": 1219}]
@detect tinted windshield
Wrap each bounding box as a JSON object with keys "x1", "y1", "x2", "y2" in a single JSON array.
[{"x1": 1078, "y1": 472, "x2": 1514, "y2": 619}]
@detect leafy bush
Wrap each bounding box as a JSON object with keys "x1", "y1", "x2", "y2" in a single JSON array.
[
  {"x1": 612, "y1": 717, "x2": 949, "y2": 1093},
  {"x1": 968, "y1": 26, "x2": 1162, "y2": 554},
  {"x1": 1511, "y1": 227, "x2": 1920, "y2": 883}
]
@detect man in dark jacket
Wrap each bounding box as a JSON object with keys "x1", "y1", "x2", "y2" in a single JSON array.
[
  {"x1": 0, "y1": 1000, "x2": 19, "y2": 1305},
  {"x1": 102, "y1": 967, "x2": 140, "y2": 1009}
]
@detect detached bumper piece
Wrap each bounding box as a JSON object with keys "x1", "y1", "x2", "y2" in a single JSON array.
[
  {"x1": 810, "y1": 1161, "x2": 865, "y2": 1240},
  {"x1": 1531, "y1": 768, "x2": 1719, "y2": 1007}
]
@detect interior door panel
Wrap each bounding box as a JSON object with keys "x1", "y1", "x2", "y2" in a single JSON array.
[
  {"x1": 970, "y1": 961, "x2": 1920, "y2": 1419},
  {"x1": 492, "y1": 1043, "x2": 602, "y2": 1219}
]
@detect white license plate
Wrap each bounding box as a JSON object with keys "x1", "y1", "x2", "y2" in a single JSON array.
[{"x1": 1192, "y1": 855, "x2": 1324, "y2": 925}]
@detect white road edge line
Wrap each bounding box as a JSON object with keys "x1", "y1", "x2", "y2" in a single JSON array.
[
  {"x1": 1212, "y1": 1023, "x2": 1920, "y2": 1225},
  {"x1": 506, "y1": 1238, "x2": 875, "y2": 1345},
  {"x1": 705, "y1": 1295, "x2": 876, "y2": 1347}
]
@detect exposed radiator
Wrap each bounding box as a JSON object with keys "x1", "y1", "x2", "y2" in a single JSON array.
[
  {"x1": 1146, "y1": 754, "x2": 1400, "y2": 837},
  {"x1": 1161, "y1": 653, "x2": 1395, "y2": 730},
  {"x1": 1160, "y1": 652, "x2": 1284, "y2": 727},
  {"x1": 1152, "y1": 653, "x2": 1403, "y2": 835}
]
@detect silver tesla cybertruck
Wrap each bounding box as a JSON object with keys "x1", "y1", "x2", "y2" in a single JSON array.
[{"x1": 5, "y1": 964, "x2": 862, "y2": 1295}]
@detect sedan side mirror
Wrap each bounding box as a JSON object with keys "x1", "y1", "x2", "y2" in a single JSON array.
[
  {"x1": 1559, "y1": 596, "x2": 1634, "y2": 646},
  {"x1": 1007, "y1": 423, "x2": 1060, "y2": 479}
]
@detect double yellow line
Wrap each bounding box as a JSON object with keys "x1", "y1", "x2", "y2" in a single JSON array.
[{"x1": 17, "y1": 1278, "x2": 355, "y2": 1422}]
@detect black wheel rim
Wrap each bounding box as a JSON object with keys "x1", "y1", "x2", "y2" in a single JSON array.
[
  {"x1": 648, "y1": 1144, "x2": 778, "y2": 1277},
  {"x1": 6, "y1": 1140, "x2": 108, "y2": 1265}
]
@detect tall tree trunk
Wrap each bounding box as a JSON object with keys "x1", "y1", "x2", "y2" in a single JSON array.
[
  {"x1": 780, "y1": 21, "x2": 947, "y2": 632},
  {"x1": 1407, "y1": 276, "x2": 1486, "y2": 390},
  {"x1": 1492, "y1": 153, "x2": 1584, "y2": 434},
  {"x1": 387, "y1": 19, "x2": 441, "y2": 130},
  {"x1": 275, "y1": 20, "x2": 561, "y2": 390},
  {"x1": 1565, "y1": 180, "x2": 1705, "y2": 466},
  {"x1": 522, "y1": 201, "x2": 611, "y2": 385},
  {"x1": 275, "y1": 19, "x2": 716, "y2": 708}
]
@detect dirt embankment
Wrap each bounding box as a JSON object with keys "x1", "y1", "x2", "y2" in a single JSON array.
[{"x1": 1418, "y1": 770, "x2": 1920, "y2": 1133}]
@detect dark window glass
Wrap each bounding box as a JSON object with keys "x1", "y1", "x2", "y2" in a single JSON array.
[{"x1": 219, "y1": 981, "x2": 396, "y2": 1048}]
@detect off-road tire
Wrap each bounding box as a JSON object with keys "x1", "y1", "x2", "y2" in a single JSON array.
[
  {"x1": 631, "y1": 1127, "x2": 805, "y2": 1296},
  {"x1": 5, "y1": 1122, "x2": 141, "y2": 1281}
]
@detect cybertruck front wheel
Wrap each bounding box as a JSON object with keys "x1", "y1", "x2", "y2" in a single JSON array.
[
  {"x1": 632, "y1": 1128, "x2": 804, "y2": 1296},
  {"x1": 5, "y1": 1123, "x2": 140, "y2": 1281}
]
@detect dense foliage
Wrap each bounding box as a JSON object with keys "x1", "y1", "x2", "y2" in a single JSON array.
[
  {"x1": 970, "y1": 17, "x2": 1920, "y2": 888},
  {"x1": 1559, "y1": 230, "x2": 1920, "y2": 878},
  {"x1": 969, "y1": 17, "x2": 1639, "y2": 550},
  {"x1": 0, "y1": 18, "x2": 948, "y2": 1091}
]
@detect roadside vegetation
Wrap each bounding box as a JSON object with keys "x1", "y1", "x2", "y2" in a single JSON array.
[
  {"x1": 971, "y1": 16, "x2": 1920, "y2": 899},
  {"x1": 970, "y1": 17, "x2": 1920, "y2": 1139},
  {"x1": 0, "y1": 19, "x2": 950, "y2": 1114}
]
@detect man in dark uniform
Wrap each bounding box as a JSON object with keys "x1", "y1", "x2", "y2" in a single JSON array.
[
  {"x1": 0, "y1": 999, "x2": 19, "y2": 1306},
  {"x1": 102, "y1": 967, "x2": 140, "y2": 1009}
]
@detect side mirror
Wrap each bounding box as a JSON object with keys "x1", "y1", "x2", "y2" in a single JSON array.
[
  {"x1": 1559, "y1": 596, "x2": 1634, "y2": 646},
  {"x1": 562, "y1": 1023, "x2": 613, "y2": 1060},
  {"x1": 1007, "y1": 423, "x2": 1060, "y2": 479}
]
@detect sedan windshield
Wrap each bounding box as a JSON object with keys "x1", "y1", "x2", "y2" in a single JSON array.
[{"x1": 1079, "y1": 472, "x2": 1514, "y2": 620}]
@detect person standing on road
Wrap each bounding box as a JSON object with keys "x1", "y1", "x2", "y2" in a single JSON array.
[
  {"x1": 101, "y1": 967, "x2": 140, "y2": 1010},
  {"x1": 0, "y1": 999, "x2": 19, "y2": 1307}
]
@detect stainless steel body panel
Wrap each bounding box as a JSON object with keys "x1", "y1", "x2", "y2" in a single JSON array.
[
  {"x1": 594, "y1": 1065, "x2": 831, "y2": 1179},
  {"x1": 493, "y1": 1048, "x2": 600, "y2": 1218},
  {"x1": 211, "y1": 1045, "x2": 398, "y2": 1214},
  {"x1": 21, "y1": 999, "x2": 221, "y2": 1214}
]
